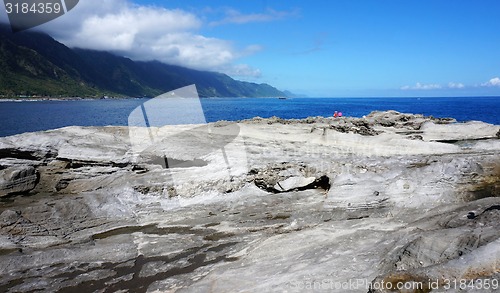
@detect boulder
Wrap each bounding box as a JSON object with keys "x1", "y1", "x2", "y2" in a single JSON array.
[
  {"x1": 274, "y1": 176, "x2": 316, "y2": 192},
  {"x1": 251, "y1": 163, "x2": 328, "y2": 193},
  {"x1": 0, "y1": 166, "x2": 38, "y2": 197}
]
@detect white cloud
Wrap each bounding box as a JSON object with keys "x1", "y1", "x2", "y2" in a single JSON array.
[
  {"x1": 481, "y1": 77, "x2": 500, "y2": 87},
  {"x1": 401, "y1": 81, "x2": 470, "y2": 90},
  {"x1": 448, "y1": 82, "x2": 465, "y2": 89},
  {"x1": 209, "y1": 8, "x2": 300, "y2": 26},
  {"x1": 32, "y1": 0, "x2": 262, "y2": 76},
  {"x1": 64, "y1": 7, "x2": 201, "y2": 51},
  {"x1": 401, "y1": 82, "x2": 442, "y2": 90},
  {"x1": 221, "y1": 64, "x2": 262, "y2": 78}
]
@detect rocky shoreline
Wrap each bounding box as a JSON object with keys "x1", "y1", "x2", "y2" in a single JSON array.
[{"x1": 0, "y1": 111, "x2": 499, "y2": 292}]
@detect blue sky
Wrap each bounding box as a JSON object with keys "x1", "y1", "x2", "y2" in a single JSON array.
[
  {"x1": 3, "y1": 0, "x2": 500, "y2": 97},
  {"x1": 170, "y1": 0, "x2": 500, "y2": 97}
]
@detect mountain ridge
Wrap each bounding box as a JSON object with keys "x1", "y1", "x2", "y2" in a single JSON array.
[{"x1": 0, "y1": 24, "x2": 286, "y2": 98}]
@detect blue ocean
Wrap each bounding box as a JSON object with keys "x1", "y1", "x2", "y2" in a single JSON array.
[{"x1": 0, "y1": 96, "x2": 499, "y2": 137}]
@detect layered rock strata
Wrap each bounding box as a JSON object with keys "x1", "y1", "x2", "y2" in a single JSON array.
[{"x1": 0, "y1": 111, "x2": 498, "y2": 292}]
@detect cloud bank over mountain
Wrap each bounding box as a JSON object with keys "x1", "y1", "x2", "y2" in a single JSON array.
[
  {"x1": 0, "y1": 0, "x2": 265, "y2": 77},
  {"x1": 1, "y1": 1, "x2": 498, "y2": 97}
]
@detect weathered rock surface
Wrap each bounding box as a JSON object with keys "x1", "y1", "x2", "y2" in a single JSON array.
[
  {"x1": 0, "y1": 111, "x2": 499, "y2": 292},
  {"x1": 250, "y1": 162, "x2": 329, "y2": 193},
  {"x1": 0, "y1": 166, "x2": 38, "y2": 197}
]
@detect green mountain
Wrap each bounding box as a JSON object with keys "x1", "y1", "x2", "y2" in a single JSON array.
[{"x1": 0, "y1": 25, "x2": 286, "y2": 98}]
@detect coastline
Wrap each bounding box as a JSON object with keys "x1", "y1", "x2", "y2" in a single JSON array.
[
  {"x1": 0, "y1": 96, "x2": 136, "y2": 102},
  {"x1": 2, "y1": 95, "x2": 500, "y2": 102},
  {"x1": 1, "y1": 97, "x2": 500, "y2": 138},
  {"x1": 0, "y1": 111, "x2": 499, "y2": 292}
]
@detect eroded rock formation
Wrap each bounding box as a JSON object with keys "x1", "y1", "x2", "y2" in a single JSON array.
[
  {"x1": 0, "y1": 111, "x2": 498, "y2": 292},
  {"x1": 0, "y1": 166, "x2": 39, "y2": 197}
]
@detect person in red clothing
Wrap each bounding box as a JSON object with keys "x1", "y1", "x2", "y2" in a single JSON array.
[{"x1": 333, "y1": 111, "x2": 338, "y2": 118}]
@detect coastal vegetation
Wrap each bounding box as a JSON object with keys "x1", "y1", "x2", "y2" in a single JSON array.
[{"x1": 0, "y1": 25, "x2": 285, "y2": 98}]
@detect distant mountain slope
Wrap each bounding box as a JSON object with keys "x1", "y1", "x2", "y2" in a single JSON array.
[
  {"x1": 0, "y1": 25, "x2": 286, "y2": 98},
  {"x1": 283, "y1": 90, "x2": 308, "y2": 98}
]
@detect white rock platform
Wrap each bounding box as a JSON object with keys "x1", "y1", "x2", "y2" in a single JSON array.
[{"x1": 0, "y1": 111, "x2": 499, "y2": 292}]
